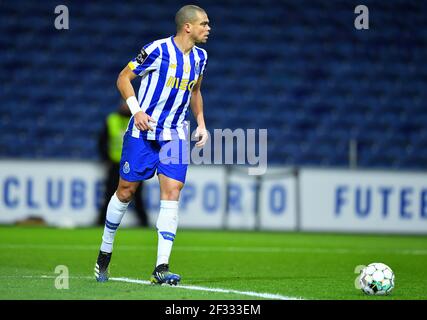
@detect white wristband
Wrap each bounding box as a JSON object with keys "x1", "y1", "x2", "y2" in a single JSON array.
[{"x1": 126, "y1": 96, "x2": 141, "y2": 115}]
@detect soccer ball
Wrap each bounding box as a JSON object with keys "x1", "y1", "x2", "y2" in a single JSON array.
[{"x1": 359, "y1": 263, "x2": 395, "y2": 296}]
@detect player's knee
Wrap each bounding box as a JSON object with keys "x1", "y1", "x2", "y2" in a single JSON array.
[
  {"x1": 116, "y1": 186, "x2": 135, "y2": 203},
  {"x1": 161, "y1": 188, "x2": 181, "y2": 201}
]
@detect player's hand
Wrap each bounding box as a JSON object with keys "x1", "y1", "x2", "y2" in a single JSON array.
[
  {"x1": 134, "y1": 111, "x2": 156, "y2": 131},
  {"x1": 195, "y1": 127, "x2": 208, "y2": 147}
]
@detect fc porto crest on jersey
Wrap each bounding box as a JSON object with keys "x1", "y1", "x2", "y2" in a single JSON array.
[
  {"x1": 195, "y1": 61, "x2": 200, "y2": 75},
  {"x1": 123, "y1": 161, "x2": 130, "y2": 174}
]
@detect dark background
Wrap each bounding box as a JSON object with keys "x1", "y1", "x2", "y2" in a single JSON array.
[{"x1": 1, "y1": 0, "x2": 426, "y2": 169}]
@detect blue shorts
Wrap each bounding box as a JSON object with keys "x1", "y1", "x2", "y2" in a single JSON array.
[{"x1": 119, "y1": 131, "x2": 189, "y2": 183}]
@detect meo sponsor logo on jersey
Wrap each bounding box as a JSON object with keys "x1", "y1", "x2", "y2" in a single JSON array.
[{"x1": 166, "y1": 76, "x2": 196, "y2": 91}]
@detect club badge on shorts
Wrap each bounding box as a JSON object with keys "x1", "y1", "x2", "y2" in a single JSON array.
[{"x1": 123, "y1": 161, "x2": 130, "y2": 174}]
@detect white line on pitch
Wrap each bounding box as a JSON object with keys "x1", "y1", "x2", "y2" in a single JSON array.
[
  {"x1": 3, "y1": 275, "x2": 302, "y2": 300},
  {"x1": 109, "y1": 277, "x2": 302, "y2": 300}
]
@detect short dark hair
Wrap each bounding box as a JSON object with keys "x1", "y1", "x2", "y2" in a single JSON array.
[{"x1": 175, "y1": 5, "x2": 206, "y2": 31}]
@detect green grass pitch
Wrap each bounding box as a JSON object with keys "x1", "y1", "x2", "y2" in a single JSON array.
[{"x1": 0, "y1": 226, "x2": 426, "y2": 300}]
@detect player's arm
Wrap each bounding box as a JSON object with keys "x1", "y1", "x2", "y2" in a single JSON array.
[
  {"x1": 116, "y1": 65, "x2": 156, "y2": 131},
  {"x1": 190, "y1": 76, "x2": 208, "y2": 147}
]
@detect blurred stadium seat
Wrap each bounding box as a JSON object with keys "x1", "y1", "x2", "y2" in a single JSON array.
[{"x1": 0, "y1": 0, "x2": 426, "y2": 169}]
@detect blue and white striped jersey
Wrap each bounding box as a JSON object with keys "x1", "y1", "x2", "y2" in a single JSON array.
[{"x1": 127, "y1": 36, "x2": 208, "y2": 141}]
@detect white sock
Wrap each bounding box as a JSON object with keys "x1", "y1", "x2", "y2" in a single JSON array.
[
  {"x1": 156, "y1": 200, "x2": 179, "y2": 267},
  {"x1": 100, "y1": 193, "x2": 130, "y2": 253}
]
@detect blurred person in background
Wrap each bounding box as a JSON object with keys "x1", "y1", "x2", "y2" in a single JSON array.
[{"x1": 97, "y1": 99, "x2": 148, "y2": 227}]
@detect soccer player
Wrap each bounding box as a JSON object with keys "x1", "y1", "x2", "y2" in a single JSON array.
[{"x1": 94, "y1": 5, "x2": 210, "y2": 285}]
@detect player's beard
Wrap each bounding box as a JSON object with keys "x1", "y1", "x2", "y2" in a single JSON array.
[{"x1": 196, "y1": 34, "x2": 208, "y2": 44}]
